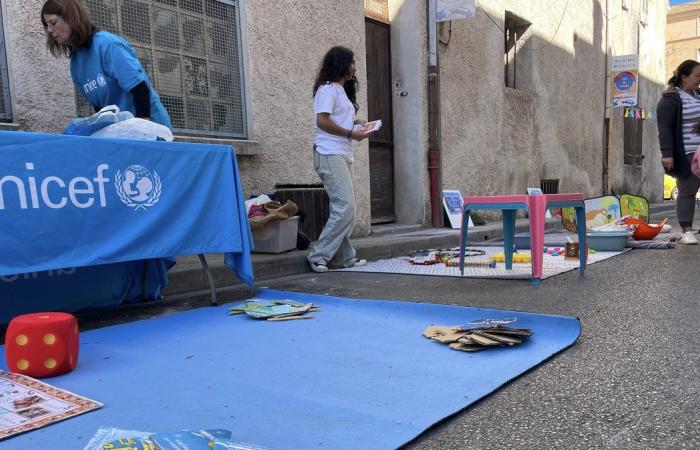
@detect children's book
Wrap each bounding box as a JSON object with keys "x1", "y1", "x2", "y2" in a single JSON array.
[{"x1": 0, "y1": 370, "x2": 102, "y2": 440}]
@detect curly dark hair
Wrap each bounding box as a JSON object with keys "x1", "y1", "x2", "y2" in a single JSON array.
[{"x1": 313, "y1": 46, "x2": 359, "y2": 112}]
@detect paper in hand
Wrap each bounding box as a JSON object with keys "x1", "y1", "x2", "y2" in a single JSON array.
[{"x1": 354, "y1": 119, "x2": 382, "y2": 134}]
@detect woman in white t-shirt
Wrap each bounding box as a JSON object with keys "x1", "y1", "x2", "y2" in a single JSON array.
[{"x1": 307, "y1": 46, "x2": 371, "y2": 272}]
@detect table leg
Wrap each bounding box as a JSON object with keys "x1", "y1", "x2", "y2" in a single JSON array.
[
  {"x1": 502, "y1": 210, "x2": 516, "y2": 270},
  {"x1": 575, "y1": 206, "x2": 587, "y2": 275},
  {"x1": 528, "y1": 197, "x2": 546, "y2": 284},
  {"x1": 198, "y1": 254, "x2": 218, "y2": 306},
  {"x1": 459, "y1": 208, "x2": 471, "y2": 275}
]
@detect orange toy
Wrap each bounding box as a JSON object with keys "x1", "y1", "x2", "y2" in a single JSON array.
[
  {"x1": 622, "y1": 217, "x2": 667, "y2": 240},
  {"x1": 5, "y1": 312, "x2": 79, "y2": 378}
]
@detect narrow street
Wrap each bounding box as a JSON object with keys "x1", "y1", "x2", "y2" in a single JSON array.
[{"x1": 254, "y1": 235, "x2": 699, "y2": 449}]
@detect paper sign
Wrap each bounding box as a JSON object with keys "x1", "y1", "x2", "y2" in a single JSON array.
[
  {"x1": 442, "y1": 190, "x2": 473, "y2": 229},
  {"x1": 611, "y1": 54, "x2": 638, "y2": 107},
  {"x1": 437, "y1": 0, "x2": 476, "y2": 22}
]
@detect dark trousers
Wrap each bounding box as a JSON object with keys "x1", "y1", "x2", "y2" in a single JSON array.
[{"x1": 676, "y1": 153, "x2": 700, "y2": 228}]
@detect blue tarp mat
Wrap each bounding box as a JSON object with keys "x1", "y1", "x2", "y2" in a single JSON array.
[{"x1": 0, "y1": 289, "x2": 580, "y2": 449}]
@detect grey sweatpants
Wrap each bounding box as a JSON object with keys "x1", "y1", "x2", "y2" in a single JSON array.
[
  {"x1": 676, "y1": 153, "x2": 700, "y2": 228},
  {"x1": 307, "y1": 151, "x2": 357, "y2": 267}
]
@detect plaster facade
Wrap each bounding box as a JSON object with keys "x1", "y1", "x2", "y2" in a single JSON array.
[
  {"x1": 666, "y1": 2, "x2": 700, "y2": 81},
  {"x1": 428, "y1": 0, "x2": 666, "y2": 207},
  {"x1": 0, "y1": 0, "x2": 667, "y2": 236}
]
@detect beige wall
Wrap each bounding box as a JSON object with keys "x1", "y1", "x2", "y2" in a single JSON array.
[
  {"x1": 667, "y1": 16, "x2": 697, "y2": 41},
  {"x1": 2, "y1": 0, "x2": 75, "y2": 132},
  {"x1": 239, "y1": 0, "x2": 371, "y2": 236},
  {"x1": 2, "y1": 0, "x2": 373, "y2": 236},
  {"x1": 430, "y1": 0, "x2": 666, "y2": 203},
  {"x1": 667, "y1": 11, "x2": 700, "y2": 81},
  {"x1": 0, "y1": 0, "x2": 667, "y2": 236},
  {"x1": 607, "y1": 0, "x2": 667, "y2": 199}
]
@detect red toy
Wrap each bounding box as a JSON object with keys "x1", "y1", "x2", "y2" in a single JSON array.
[
  {"x1": 622, "y1": 217, "x2": 667, "y2": 240},
  {"x1": 5, "y1": 312, "x2": 79, "y2": 378}
]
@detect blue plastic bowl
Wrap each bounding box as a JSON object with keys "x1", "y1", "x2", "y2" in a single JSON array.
[{"x1": 586, "y1": 231, "x2": 629, "y2": 251}]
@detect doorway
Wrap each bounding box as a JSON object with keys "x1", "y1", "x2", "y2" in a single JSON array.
[{"x1": 365, "y1": 17, "x2": 395, "y2": 223}]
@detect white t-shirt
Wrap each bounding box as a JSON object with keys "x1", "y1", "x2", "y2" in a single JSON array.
[{"x1": 314, "y1": 82, "x2": 355, "y2": 161}]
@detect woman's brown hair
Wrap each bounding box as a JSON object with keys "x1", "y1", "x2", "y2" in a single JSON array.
[{"x1": 41, "y1": 0, "x2": 97, "y2": 57}]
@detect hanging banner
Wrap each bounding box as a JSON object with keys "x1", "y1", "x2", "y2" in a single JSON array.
[
  {"x1": 437, "y1": 0, "x2": 476, "y2": 22},
  {"x1": 611, "y1": 54, "x2": 638, "y2": 107}
]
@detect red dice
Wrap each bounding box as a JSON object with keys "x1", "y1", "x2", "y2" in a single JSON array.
[{"x1": 5, "y1": 312, "x2": 79, "y2": 378}]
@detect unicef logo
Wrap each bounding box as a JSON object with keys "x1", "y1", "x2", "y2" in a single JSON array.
[
  {"x1": 96, "y1": 73, "x2": 107, "y2": 87},
  {"x1": 115, "y1": 165, "x2": 162, "y2": 211}
]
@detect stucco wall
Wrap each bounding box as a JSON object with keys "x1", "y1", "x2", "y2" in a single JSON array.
[
  {"x1": 3, "y1": 0, "x2": 372, "y2": 236},
  {"x1": 438, "y1": 1, "x2": 607, "y2": 198},
  {"x1": 1, "y1": 0, "x2": 667, "y2": 232},
  {"x1": 433, "y1": 0, "x2": 665, "y2": 202},
  {"x1": 666, "y1": 12, "x2": 700, "y2": 81},
  {"x1": 438, "y1": 3, "x2": 506, "y2": 197},
  {"x1": 607, "y1": 0, "x2": 666, "y2": 201},
  {"x1": 3, "y1": 0, "x2": 75, "y2": 132},
  {"x1": 667, "y1": 15, "x2": 697, "y2": 41},
  {"x1": 389, "y1": 0, "x2": 430, "y2": 224},
  {"x1": 239, "y1": 0, "x2": 371, "y2": 236}
]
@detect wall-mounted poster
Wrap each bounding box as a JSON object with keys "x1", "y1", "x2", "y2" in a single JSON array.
[
  {"x1": 611, "y1": 54, "x2": 638, "y2": 107},
  {"x1": 437, "y1": 0, "x2": 476, "y2": 22},
  {"x1": 442, "y1": 190, "x2": 474, "y2": 229}
]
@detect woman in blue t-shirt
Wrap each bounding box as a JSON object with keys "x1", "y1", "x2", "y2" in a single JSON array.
[{"x1": 41, "y1": 0, "x2": 172, "y2": 129}]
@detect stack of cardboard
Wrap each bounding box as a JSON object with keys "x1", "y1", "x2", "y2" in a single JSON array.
[{"x1": 422, "y1": 323, "x2": 533, "y2": 352}]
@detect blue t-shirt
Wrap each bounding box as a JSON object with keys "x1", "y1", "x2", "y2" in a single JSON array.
[{"x1": 70, "y1": 31, "x2": 172, "y2": 130}]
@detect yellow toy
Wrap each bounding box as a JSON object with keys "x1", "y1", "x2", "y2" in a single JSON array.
[{"x1": 490, "y1": 252, "x2": 531, "y2": 263}]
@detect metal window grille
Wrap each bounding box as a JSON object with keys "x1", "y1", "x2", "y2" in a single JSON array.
[
  {"x1": 539, "y1": 179, "x2": 560, "y2": 194},
  {"x1": 0, "y1": 11, "x2": 12, "y2": 121},
  {"x1": 78, "y1": 0, "x2": 246, "y2": 138},
  {"x1": 365, "y1": 0, "x2": 389, "y2": 23}
]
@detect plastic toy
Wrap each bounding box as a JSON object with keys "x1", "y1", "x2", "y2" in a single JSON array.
[
  {"x1": 621, "y1": 217, "x2": 668, "y2": 240},
  {"x1": 490, "y1": 252, "x2": 531, "y2": 263},
  {"x1": 446, "y1": 259, "x2": 496, "y2": 268},
  {"x1": 5, "y1": 312, "x2": 79, "y2": 378}
]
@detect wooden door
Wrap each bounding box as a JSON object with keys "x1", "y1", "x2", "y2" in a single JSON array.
[{"x1": 365, "y1": 18, "x2": 395, "y2": 223}]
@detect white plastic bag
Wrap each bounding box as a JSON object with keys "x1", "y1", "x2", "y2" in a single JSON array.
[
  {"x1": 64, "y1": 105, "x2": 134, "y2": 136},
  {"x1": 91, "y1": 117, "x2": 174, "y2": 141}
]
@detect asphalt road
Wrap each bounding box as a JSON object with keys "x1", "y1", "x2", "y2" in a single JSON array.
[
  {"x1": 66, "y1": 213, "x2": 699, "y2": 450},
  {"x1": 251, "y1": 238, "x2": 700, "y2": 449}
]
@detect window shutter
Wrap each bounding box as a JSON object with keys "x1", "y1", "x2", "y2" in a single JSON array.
[{"x1": 365, "y1": 0, "x2": 389, "y2": 23}]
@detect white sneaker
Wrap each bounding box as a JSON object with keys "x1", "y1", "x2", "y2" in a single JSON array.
[
  {"x1": 680, "y1": 231, "x2": 698, "y2": 245},
  {"x1": 345, "y1": 258, "x2": 367, "y2": 268},
  {"x1": 309, "y1": 261, "x2": 329, "y2": 272}
]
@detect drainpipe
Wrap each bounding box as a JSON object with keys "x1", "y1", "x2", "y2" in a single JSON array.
[
  {"x1": 602, "y1": 0, "x2": 609, "y2": 194},
  {"x1": 427, "y1": 0, "x2": 443, "y2": 227}
]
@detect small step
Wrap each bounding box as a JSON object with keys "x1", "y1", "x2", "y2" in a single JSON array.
[{"x1": 370, "y1": 223, "x2": 424, "y2": 237}]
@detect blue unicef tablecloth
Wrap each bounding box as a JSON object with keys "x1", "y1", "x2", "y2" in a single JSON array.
[{"x1": 0, "y1": 131, "x2": 253, "y2": 323}]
